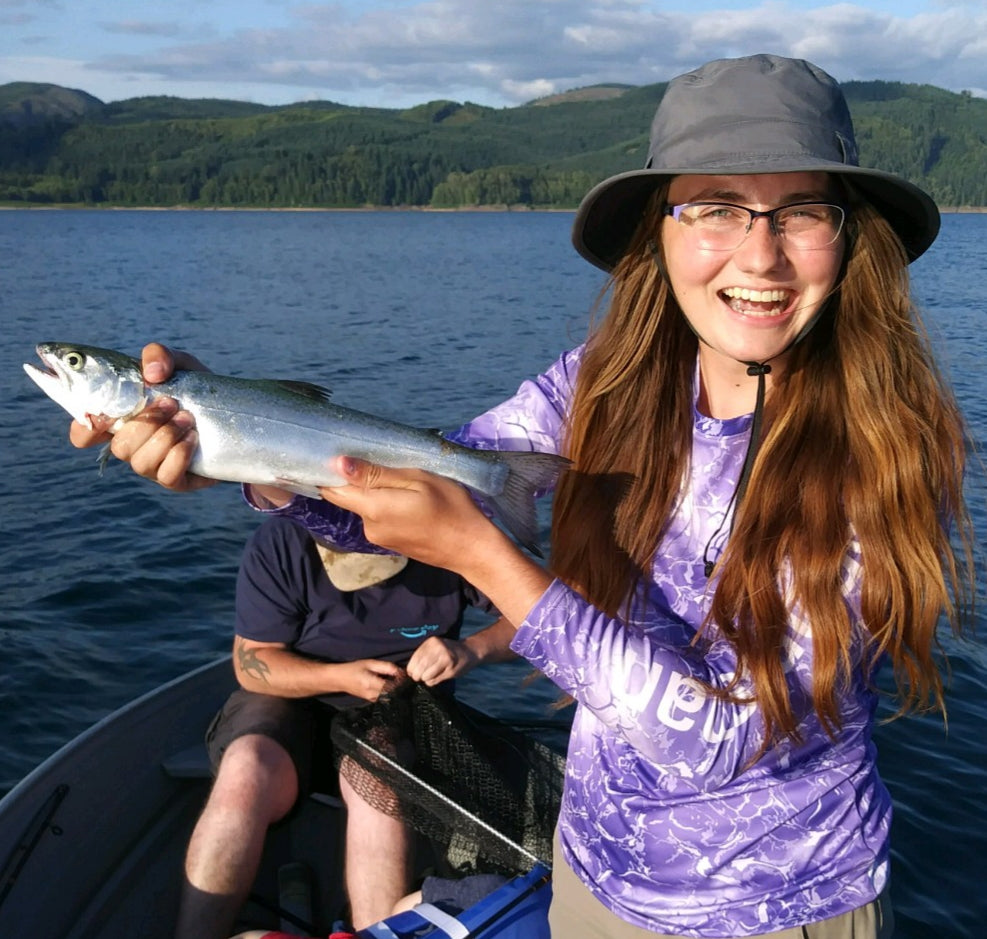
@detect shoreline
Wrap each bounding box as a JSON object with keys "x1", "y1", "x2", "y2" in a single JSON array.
[
  {"x1": 2, "y1": 202, "x2": 985, "y2": 214},
  {"x1": 0, "y1": 203, "x2": 577, "y2": 213}
]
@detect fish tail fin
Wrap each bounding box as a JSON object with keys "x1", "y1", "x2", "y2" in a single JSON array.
[{"x1": 487, "y1": 451, "x2": 570, "y2": 557}]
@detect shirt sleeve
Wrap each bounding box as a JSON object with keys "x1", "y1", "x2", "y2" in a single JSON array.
[
  {"x1": 241, "y1": 484, "x2": 387, "y2": 553},
  {"x1": 511, "y1": 580, "x2": 777, "y2": 787},
  {"x1": 511, "y1": 537, "x2": 870, "y2": 789},
  {"x1": 235, "y1": 520, "x2": 311, "y2": 643},
  {"x1": 444, "y1": 347, "x2": 578, "y2": 455}
]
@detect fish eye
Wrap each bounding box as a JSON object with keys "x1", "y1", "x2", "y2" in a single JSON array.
[{"x1": 64, "y1": 351, "x2": 86, "y2": 371}]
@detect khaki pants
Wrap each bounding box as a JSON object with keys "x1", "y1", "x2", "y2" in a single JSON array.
[{"x1": 549, "y1": 840, "x2": 894, "y2": 939}]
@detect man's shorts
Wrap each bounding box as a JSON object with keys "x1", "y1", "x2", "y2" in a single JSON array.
[
  {"x1": 422, "y1": 873, "x2": 509, "y2": 914},
  {"x1": 204, "y1": 689, "x2": 341, "y2": 801}
]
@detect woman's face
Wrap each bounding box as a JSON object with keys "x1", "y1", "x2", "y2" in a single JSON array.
[{"x1": 662, "y1": 172, "x2": 845, "y2": 386}]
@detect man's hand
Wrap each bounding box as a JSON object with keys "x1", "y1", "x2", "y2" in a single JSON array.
[
  {"x1": 407, "y1": 617, "x2": 518, "y2": 687},
  {"x1": 336, "y1": 659, "x2": 408, "y2": 702},
  {"x1": 406, "y1": 637, "x2": 480, "y2": 686}
]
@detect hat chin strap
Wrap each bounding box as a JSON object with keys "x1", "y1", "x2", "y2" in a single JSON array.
[
  {"x1": 699, "y1": 359, "x2": 768, "y2": 576},
  {"x1": 702, "y1": 308, "x2": 836, "y2": 576}
]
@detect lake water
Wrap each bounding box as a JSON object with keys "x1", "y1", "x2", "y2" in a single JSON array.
[{"x1": 1, "y1": 208, "x2": 984, "y2": 938}]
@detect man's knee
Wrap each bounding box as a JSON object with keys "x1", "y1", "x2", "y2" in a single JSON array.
[{"x1": 212, "y1": 734, "x2": 300, "y2": 818}]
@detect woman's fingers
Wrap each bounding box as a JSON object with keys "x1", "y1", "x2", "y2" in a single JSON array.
[
  {"x1": 67, "y1": 343, "x2": 216, "y2": 491},
  {"x1": 140, "y1": 342, "x2": 176, "y2": 384},
  {"x1": 140, "y1": 342, "x2": 210, "y2": 382},
  {"x1": 108, "y1": 398, "x2": 213, "y2": 491},
  {"x1": 320, "y1": 457, "x2": 492, "y2": 565}
]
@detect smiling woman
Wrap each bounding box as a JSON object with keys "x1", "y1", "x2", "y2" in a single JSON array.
[{"x1": 308, "y1": 54, "x2": 972, "y2": 939}]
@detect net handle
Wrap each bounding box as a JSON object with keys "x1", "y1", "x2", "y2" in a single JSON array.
[{"x1": 349, "y1": 736, "x2": 544, "y2": 868}]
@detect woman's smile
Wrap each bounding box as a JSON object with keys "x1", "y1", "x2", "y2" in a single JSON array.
[{"x1": 719, "y1": 286, "x2": 793, "y2": 317}]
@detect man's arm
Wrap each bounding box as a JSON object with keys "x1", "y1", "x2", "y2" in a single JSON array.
[{"x1": 233, "y1": 636, "x2": 406, "y2": 703}]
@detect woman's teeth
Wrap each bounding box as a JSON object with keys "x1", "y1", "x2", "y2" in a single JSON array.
[{"x1": 721, "y1": 287, "x2": 790, "y2": 314}]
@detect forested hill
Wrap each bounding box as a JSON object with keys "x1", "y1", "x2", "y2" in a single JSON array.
[{"x1": 1, "y1": 79, "x2": 985, "y2": 209}]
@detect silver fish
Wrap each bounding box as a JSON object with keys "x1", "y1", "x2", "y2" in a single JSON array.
[{"x1": 25, "y1": 342, "x2": 569, "y2": 555}]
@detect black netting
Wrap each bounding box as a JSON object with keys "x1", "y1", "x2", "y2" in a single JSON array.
[{"x1": 330, "y1": 683, "x2": 565, "y2": 877}]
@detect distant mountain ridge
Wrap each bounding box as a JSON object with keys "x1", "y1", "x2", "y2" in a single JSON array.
[
  {"x1": 0, "y1": 82, "x2": 105, "y2": 127},
  {"x1": 0, "y1": 80, "x2": 636, "y2": 124},
  {"x1": 1, "y1": 79, "x2": 985, "y2": 208}
]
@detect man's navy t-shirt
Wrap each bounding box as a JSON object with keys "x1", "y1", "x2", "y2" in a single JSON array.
[{"x1": 236, "y1": 516, "x2": 490, "y2": 664}]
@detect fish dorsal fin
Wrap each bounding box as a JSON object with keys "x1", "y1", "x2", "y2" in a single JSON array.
[{"x1": 256, "y1": 379, "x2": 333, "y2": 403}]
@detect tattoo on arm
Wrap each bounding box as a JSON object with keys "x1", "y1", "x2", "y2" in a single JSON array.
[{"x1": 235, "y1": 637, "x2": 272, "y2": 684}]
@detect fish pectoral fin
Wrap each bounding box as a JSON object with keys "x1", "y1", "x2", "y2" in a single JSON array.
[
  {"x1": 96, "y1": 443, "x2": 112, "y2": 477},
  {"x1": 262, "y1": 380, "x2": 333, "y2": 403},
  {"x1": 273, "y1": 477, "x2": 324, "y2": 499}
]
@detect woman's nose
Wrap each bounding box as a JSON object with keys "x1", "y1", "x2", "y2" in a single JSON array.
[{"x1": 733, "y1": 215, "x2": 788, "y2": 271}]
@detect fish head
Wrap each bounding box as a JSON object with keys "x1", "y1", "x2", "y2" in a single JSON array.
[{"x1": 23, "y1": 342, "x2": 148, "y2": 430}]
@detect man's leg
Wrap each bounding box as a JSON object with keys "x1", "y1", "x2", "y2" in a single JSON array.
[
  {"x1": 339, "y1": 768, "x2": 413, "y2": 930},
  {"x1": 174, "y1": 734, "x2": 299, "y2": 939}
]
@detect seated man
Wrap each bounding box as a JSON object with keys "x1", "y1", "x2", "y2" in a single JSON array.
[{"x1": 177, "y1": 515, "x2": 514, "y2": 939}]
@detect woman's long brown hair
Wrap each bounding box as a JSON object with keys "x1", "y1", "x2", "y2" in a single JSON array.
[{"x1": 550, "y1": 185, "x2": 975, "y2": 749}]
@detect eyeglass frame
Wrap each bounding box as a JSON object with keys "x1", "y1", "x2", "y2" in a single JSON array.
[{"x1": 661, "y1": 200, "x2": 847, "y2": 250}]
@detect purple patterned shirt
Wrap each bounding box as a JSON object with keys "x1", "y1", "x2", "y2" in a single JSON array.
[{"x1": 250, "y1": 346, "x2": 889, "y2": 937}]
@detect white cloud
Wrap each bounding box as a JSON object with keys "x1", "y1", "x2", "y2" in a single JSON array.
[
  {"x1": 98, "y1": 20, "x2": 201, "y2": 39},
  {"x1": 501, "y1": 77, "x2": 559, "y2": 100},
  {"x1": 3, "y1": 1, "x2": 986, "y2": 106}
]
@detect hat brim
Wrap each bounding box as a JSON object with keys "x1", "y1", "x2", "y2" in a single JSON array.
[
  {"x1": 315, "y1": 542, "x2": 409, "y2": 591},
  {"x1": 571, "y1": 162, "x2": 940, "y2": 271}
]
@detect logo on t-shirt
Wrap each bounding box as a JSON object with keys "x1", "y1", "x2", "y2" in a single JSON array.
[{"x1": 391, "y1": 624, "x2": 441, "y2": 640}]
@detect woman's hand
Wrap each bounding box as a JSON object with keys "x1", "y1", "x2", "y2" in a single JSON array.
[
  {"x1": 320, "y1": 458, "x2": 553, "y2": 626},
  {"x1": 319, "y1": 457, "x2": 503, "y2": 571},
  {"x1": 68, "y1": 342, "x2": 214, "y2": 491}
]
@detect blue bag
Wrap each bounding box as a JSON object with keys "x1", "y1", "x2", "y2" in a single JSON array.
[{"x1": 357, "y1": 863, "x2": 551, "y2": 939}]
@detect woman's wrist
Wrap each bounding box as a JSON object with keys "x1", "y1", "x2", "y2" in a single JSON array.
[{"x1": 454, "y1": 528, "x2": 553, "y2": 628}]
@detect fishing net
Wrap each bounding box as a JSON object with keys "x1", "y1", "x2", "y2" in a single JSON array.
[{"x1": 330, "y1": 683, "x2": 566, "y2": 877}]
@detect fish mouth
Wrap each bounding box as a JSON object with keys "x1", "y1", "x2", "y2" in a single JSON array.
[
  {"x1": 23, "y1": 346, "x2": 64, "y2": 391},
  {"x1": 27, "y1": 346, "x2": 59, "y2": 378},
  {"x1": 23, "y1": 345, "x2": 90, "y2": 425}
]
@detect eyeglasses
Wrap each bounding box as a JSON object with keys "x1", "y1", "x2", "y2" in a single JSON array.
[{"x1": 663, "y1": 201, "x2": 846, "y2": 251}]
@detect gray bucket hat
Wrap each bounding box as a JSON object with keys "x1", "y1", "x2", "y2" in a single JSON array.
[{"x1": 572, "y1": 54, "x2": 940, "y2": 271}]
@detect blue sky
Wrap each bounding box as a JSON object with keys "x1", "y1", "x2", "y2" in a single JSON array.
[{"x1": 2, "y1": 0, "x2": 985, "y2": 108}]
